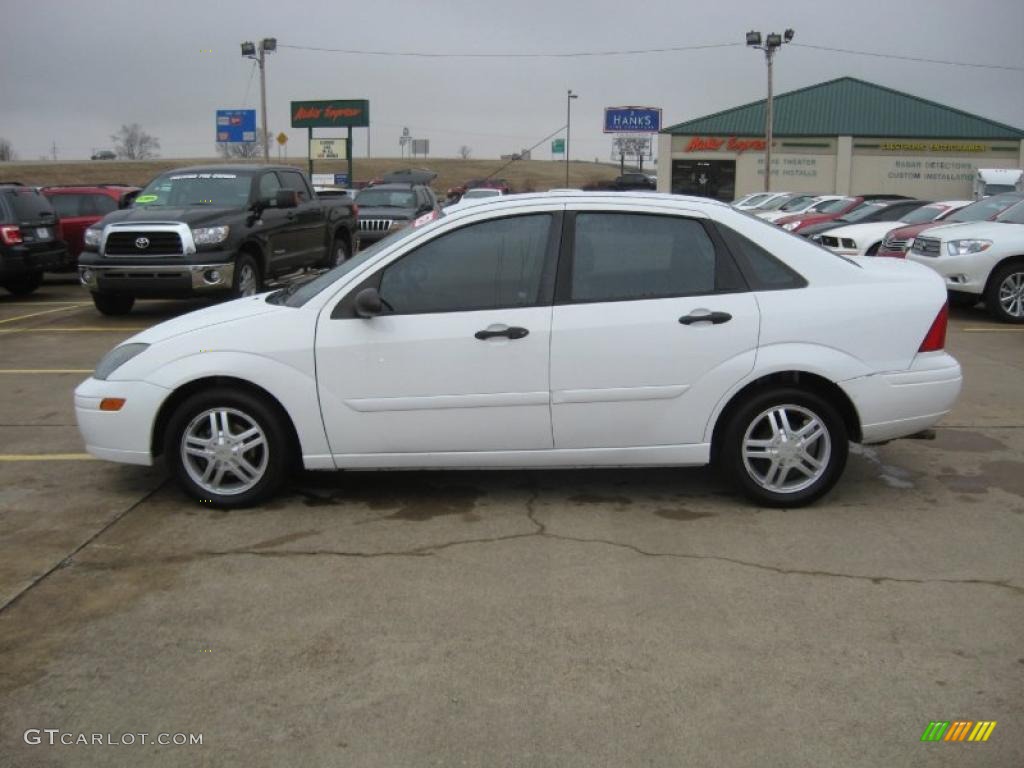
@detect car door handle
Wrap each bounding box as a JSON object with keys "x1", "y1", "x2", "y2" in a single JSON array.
[
  {"x1": 679, "y1": 310, "x2": 732, "y2": 325},
  {"x1": 475, "y1": 326, "x2": 529, "y2": 340}
]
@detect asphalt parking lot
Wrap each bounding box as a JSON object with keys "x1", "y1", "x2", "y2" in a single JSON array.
[{"x1": 0, "y1": 278, "x2": 1022, "y2": 767}]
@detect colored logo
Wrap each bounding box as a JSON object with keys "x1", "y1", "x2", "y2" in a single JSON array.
[{"x1": 921, "y1": 721, "x2": 996, "y2": 742}]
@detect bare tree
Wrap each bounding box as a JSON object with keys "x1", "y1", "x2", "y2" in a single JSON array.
[
  {"x1": 458, "y1": 145, "x2": 472, "y2": 160},
  {"x1": 216, "y1": 129, "x2": 268, "y2": 160},
  {"x1": 111, "y1": 124, "x2": 160, "y2": 160},
  {"x1": 0, "y1": 138, "x2": 15, "y2": 162}
]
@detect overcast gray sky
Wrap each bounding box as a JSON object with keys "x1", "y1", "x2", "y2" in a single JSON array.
[{"x1": 2, "y1": 0, "x2": 1022, "y2": 161}]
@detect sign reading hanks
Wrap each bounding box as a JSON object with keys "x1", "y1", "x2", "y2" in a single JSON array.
[
  {"x1": 290, "y1": 100, "x2": 370, "y2": 128},
  {"x1": 603, "y1": 107, "x2": 662, "y2": 134}
]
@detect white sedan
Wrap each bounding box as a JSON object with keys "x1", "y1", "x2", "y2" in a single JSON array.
[
  {"x1": 757, "y1": 195, "x2": 848, "y2": 223},
  {"x1": 815, "y1": 201, "x2": 971, "y2": 257},
  {"x1": 443, "y1": 187, "x2": 505, "y2": 213},
  {"x1": 75, "y1": 192, "x2": 961, "y2": 508}
]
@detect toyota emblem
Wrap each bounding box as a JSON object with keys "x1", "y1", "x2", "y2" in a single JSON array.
[{"x1": 135, "y1": 237, "x2": 150, "y2": 249}]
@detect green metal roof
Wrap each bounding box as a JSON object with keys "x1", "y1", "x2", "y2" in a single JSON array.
[{"x1": 663, "y1": 77, "x2": 1024, "y2": 140}]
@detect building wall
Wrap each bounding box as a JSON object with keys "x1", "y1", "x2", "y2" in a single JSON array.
[{"x1": 659, "y1": 133, "x2": 1024, "y2": 200}]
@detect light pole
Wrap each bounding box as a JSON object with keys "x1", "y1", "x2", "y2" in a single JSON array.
[
  {"x1": 566, "y1": 89, "x2": 578, "y2": 187},
  {"x1": 241, "y1": 38, "x2": 276, "y2": 162},
  {"x1": 745, "y1": 29, "x2": 793, "y2": 192}
]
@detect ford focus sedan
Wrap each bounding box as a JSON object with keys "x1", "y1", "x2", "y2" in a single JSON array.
[{"x1": 75, "y1": 192, "x2": 961, "y2": 508}]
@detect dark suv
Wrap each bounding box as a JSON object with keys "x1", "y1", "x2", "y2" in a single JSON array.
[
  {"x1": 0, "y1": 185, "x2": 68, "y2": 295},
  {"x1": 354, "y1": 183, "x2": 440, "y2": 247}
]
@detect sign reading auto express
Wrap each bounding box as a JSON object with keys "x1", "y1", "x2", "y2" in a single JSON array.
[
  {"x1": 684, "y1": 137, "x2": 767, "y2": 153},
  {"x1": 290, "y1": 99, "x2": 370, "y2": 128}
]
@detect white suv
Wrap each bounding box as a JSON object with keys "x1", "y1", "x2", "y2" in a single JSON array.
[{"x1": 908, "y1": 200, "x2": 1024, "y2": 322}]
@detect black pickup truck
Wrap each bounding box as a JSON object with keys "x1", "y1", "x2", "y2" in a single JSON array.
[{"x1": 78, "y1": 165, "x2": 357, "y2": 314}]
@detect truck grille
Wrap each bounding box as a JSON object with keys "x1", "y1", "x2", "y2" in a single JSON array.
[
  {"x1": 882, "y1": 235, "x2": 908, "y2": 252},
  {"x1": 818, "y1": 235, "x2": 839, "y2": 248},
  {"x1": 106, "y1": 231, "x2": 183, "y2": 255},
  {"x1": 359, "y1": 218, "x2": 394, "y2": 232},
  {"x1": 911, "y1": 237, "x2": 941, "y2": 257}
]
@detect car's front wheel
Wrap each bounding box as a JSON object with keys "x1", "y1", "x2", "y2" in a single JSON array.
[
  {"x1": 321, "y1": 231, "x2": 350, "y2": 268},
  {"x1": 164, "y1": 387, "x2": 293, "y2": 507},
  {"x1": 984, "y1": 261, "x2": 1024, "y2": 324},
  {"x1": 2, "y1": 271, "x2": 43, "y2": 296},
  {"x1": 719, "y1": 387, "x2": 848, "y2": 507}
]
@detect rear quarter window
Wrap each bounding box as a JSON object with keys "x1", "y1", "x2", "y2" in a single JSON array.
[{"x1": 715, "y1": 222, "x2": 809, "y2": 290}]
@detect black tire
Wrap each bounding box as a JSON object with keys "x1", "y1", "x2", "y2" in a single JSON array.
[
  {"x1": 948, "y1": 290, "x2": 978, "y2": 309},
  {"x1": 983, "y1": 261, "x2": 1024, "y2": 324},
  {"x1": 164, "y1": 387, "x2": 293, "y2": 508},
  {"x1": 231, "y1": 253, "x2": 262, "y2": 298},
  {"x1": 92, "y1": 292, "x2": 135, "y2": 315},
  {"x1": 320, "y1": 231, "x2": 350, "y2": 268},
  {"x1": 2, "y1": 271, "x2": 43, "y2": 296},
  {"x1": 718, "y1": 387, "x2": 849, "y2": 507}
]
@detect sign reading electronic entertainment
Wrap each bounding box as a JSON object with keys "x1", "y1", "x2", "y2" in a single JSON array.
[
  {"x1": 290, "y1": 100, "x2": 370, "y2": 128},
  {"x1": 215, "y1": 109, "x2": 257, "y2": 143},
  {"x1": 603, "y1": 106, "x2": 662, "y2": 134}
]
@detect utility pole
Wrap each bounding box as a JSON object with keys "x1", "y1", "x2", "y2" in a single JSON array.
[
  {"x1": 241, "y1": 37, "x2": 276, "y2": 162},
  {"x1": 746, "y1": 29, "x2": 794, "y2": 192},
  {"x1": 566, "y1": 89, "x2": 578, "y2": 187},
  {"x1": 50, "y1": 142, "x2": 57, "y2": 161}
]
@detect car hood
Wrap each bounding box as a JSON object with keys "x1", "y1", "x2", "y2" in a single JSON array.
[
  {"x1": 357, "y1": 206, "x2": 414, "y2": 220},
  {"x1": 129, "y1": 295, "x2": 288, "y2": 346},
  {"x1": 820, "y1": 221, "x2": 905, "y2": 240},
  {"x1": 777, "y1": 212, "x2": 837, "y2": 228},
  {"x1": 911, "y1": 221, "x2": 1015, "y2": 242},
  {"x1": 97, "y1": 205, "x2": 240, "y2": 228}
]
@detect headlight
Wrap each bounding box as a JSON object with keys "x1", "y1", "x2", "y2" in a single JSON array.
[
  {"x1": 946, "y1": 239, "x2": 991, "y2": 256},
  {"x1": 781, "y1": 221, "x2": 801, "y2": 231},
  {"x1": 388, "y1": 220, "x2": 410, "y2": 231},
  {"x1": 192, "y1": 225, "x2": 230, "y2": 245},
  {"x1": 841, "y1": 238, "x2": 857, "y2": 250},
  {"x1": 904, "y1": 238, "x2": 914, "y2": 251},
  {"x1": 84, "y1": 227, "x2": 102, "y2": 248},
  {"x1": 94, "y1": 343, "x2": 149, "y2": 381}
]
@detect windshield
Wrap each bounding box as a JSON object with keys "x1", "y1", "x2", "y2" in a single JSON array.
[
  {"x1": 836, "y1": 203, "x2": 885, "y2": 223},
  {"x1": 735, "y1": 193, "x2": 770, "y2": 206},
  {"x1": 984, "y1": 184, "x2": 1015, "y2": 196},
  {"x1": 899, "y1": 204, "x2": 946, "y2": 225},
  {"x1": 814, "y1": 197, "x2": 854, "y2": 214},
  {"x1": 946, "y1": 194, "x2": 1024, "y2": 222},
  {"x1": 134, "y1": 172, "x2": 252, "y2": 207},
  {"x1": 463, "y1": 189, "x2": 500, "y2": 199},
  {"x1": 778, "y1": 195, "x2": 815, "y2": 212},
  {"x1": 754, "y1": 195, "x2": 795, "y2": 211},
  {"x1": 271, "y1": 224, "x2": 424, "y2": 308},
  {"x1": 995, "y1": 200, "x2": 1024, "y2": 224},
  {"x1": 355, "y1": 189, "x2": 417, "y2": 208}
]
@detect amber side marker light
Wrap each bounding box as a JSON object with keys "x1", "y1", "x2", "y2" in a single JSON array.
[{"x1": 99, "y1": 398, "x2": 126, "y2": 412}]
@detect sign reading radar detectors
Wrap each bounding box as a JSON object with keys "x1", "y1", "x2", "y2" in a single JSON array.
[{"x1": 604, "y1": 107, "x2": 662, "y2": 134}]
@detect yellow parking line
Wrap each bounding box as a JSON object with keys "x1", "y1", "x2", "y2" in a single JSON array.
[
  {"x1": 0, "y1": 326, "x2": 147, "y2": 333},
  {"x1": 960, "y1": 327, "x2": 1024, "y2": 333},
  {"x1": 0, "y1": 369, "x2": 92, "y2": 374},
  {"x1": 0, "y1": 305, "x2": 82, "y2": 325},
  {"x1": 0, "y1": 453, "x2": 96, "y2": 461}
]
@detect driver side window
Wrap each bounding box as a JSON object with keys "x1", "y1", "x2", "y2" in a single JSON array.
[
  {"x1": 258, "y1": 172, "x2": 282, "y2": 200},
  {"x1": 378, "y1": 214, "x2": 552, "y2": 315}
]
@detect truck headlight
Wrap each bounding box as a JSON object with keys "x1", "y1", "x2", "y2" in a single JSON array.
[
  {"x1": 192, "y1": 225, "x2": 230, "y2": 245},
  {"x1": 94, "y1": 343, "x2": 149, "y2": 381},
  {"x1": 84, "y1": 227, "x2": 102, "y2": 248},
  {"x1": 388, "y1": 220, "x2": 410, "y2": 231},
  {"x1": 946, "y1": 239, "x2": 992, "y2": 256}
]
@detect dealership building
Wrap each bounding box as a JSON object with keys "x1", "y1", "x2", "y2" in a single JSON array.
[{"x1": 656, "y1": 77, "x2": 1024, "y2": 202}]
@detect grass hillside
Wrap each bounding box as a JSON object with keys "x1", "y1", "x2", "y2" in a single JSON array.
[{"x1": 0, "y1": 157, "x2": 625, "y2": 195}]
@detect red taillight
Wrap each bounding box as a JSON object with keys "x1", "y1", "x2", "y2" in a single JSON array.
[
  {"x1": 918, "y1": 302, "x2": 948, "y2": 352},
  {"x1": 0, "y1": 225, "x2": 22, "y2": 245}
]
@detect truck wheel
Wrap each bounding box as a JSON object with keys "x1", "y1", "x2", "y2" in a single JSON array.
[
  {"x1": 984, "y1": 262, "x2": 1024, "y2": 324},
  {"x1": 1, "y1": 272, "x2": 43, "y2": 296},
  {"x1": 718, "y1": 387, "x2": 848, "y2": 508},
  {"x1": 92, "y1": 292, "x2": 135, "y2": 315},
  {"x1": 164, "y1": 387, "x2": 292, "y2": 508},
  {"x1": 322, "y1": 232, "x2": 350, "y2": 268},
  {"x1": 232, "y1": 254, "x2": 262, "y2": 298}
]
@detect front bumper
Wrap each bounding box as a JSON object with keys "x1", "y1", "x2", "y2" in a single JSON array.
[
  {"x1": 74, "y1": 377, "x2": 171, "y2": 465},
  {"x1": 907, "y1": 251, "x2": 991, "y2": 295},
  {"x1": 79, "y1": 262, "x2": 236, "y2": 297},
  {"x1": 840, "y1": 353, "x2": 963, "y2": 444}
]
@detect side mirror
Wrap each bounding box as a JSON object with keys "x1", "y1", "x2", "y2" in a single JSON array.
[
  {"x1": 275, "y1": 189, "x2": 298, "y2": 209},
  {"x1": 353, "y1": 286, "x2": 384, "y2": 318},
  {"x1": 121, "y1": 190, "x2": 140, "y2": 209}
]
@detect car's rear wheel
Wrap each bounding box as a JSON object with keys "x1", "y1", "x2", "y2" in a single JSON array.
[
  {"x1": 2, "y1": 271, "x2": 44, "y2": 296},
  {"x1": 232, "y1": 254, "x2": 262, "y2": 298},
  {"x1": 865, "y1": 242, "x2": 881, "y2": 256},
  {"x1": 92, "y1": 292, "x2": 135, "y2": 315},
  {"x1": 984, "y1": 262, "x2": 1024, "y2": 324},
  {"x1": 164, "y1": 387, "x2": 292, "y2": 508},
  {"x1": 720, "y1": 387, "x2": 848, "y2": 507}
]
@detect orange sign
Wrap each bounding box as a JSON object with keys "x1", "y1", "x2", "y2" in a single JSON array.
[{"x1": 685, "y1": 136, "x2": 767, "y2": 154}]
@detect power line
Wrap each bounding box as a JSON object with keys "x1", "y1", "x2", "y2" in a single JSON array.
[
  {"x1": 791, "y1": 42, "x2": 1024, "y2": 72},
  {"x1": 279, "y1": 42, "x2": 741, "y2": 59},
  {"x1": 240, "y1": 60, "x2": 257, "y2": 107},
  {"x1": 485, "y1": 124, "x2": 567, "y2": 181}
]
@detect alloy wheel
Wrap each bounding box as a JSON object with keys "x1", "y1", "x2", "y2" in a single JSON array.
[
  {"x1": 181, "y1": 408, "x2": 269, "y2": 496},
  {"x1": 741, "y1": 404, "x2": 832, "y2": 493},
  {"x1": 998, "y1": 271, "x2": 1024, "y2": 318}
]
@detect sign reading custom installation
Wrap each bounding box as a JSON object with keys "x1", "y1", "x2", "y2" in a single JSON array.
[
  {"x1": 309, "y1": 138, "x2": 347, "y2": 160},
  {"x1": 215, "y1": 109, "x2": 256, "y2": 143},
  {"x1": 290, "y1": 100, "x2": 370, "y2": 128},
  {"x1": 603, "y1": 106, "x2": 662, "y2": 133}
]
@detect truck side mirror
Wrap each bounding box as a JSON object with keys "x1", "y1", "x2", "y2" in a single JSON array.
[{"x1": 275, "y1": 189, "x2": 298, "y2": 209}]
